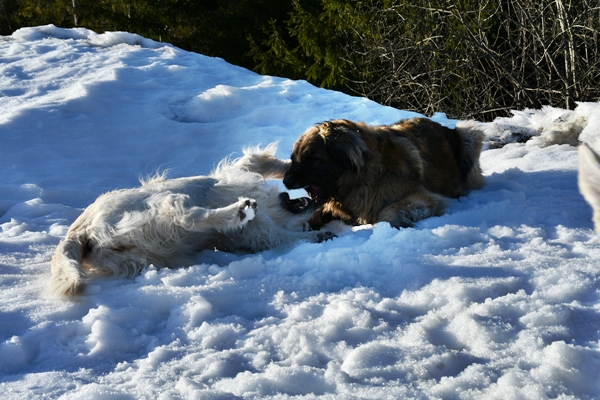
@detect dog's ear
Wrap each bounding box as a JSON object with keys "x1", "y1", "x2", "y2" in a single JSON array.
[{"x1": 325, "y1": 123, "x2": 369, "y2": 171}]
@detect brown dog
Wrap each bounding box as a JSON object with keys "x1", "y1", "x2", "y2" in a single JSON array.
[{"x1": 282, "y1": 117, "x2": 485, "y2": 228}]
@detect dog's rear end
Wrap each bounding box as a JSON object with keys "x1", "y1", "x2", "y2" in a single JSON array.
[
  {"x1": 391, "y1": 118, "x2": 485, "y2": 198},
  {"x1": 579, "y1": 144, "x2": 600, "y2": 232},
  {"x1": 50, "y1": 232, "x2": 87, "y2": 296},
  {"x1": 455, "y1": 120, "x2": 486, "y2": 193},
  {"x1": 49, "y1": 200, "x2": 148, "y2": 298}
]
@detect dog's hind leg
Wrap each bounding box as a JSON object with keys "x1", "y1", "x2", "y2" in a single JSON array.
[
  {"x1": 50, "y1": 233, "x2": 88, "y2": 297},
  {"x1": 378, "y1": 190, "x2": 448, "y2": 228},
  {"x1": 174, "y1": 197, "x2": 258, "y2": 233}
]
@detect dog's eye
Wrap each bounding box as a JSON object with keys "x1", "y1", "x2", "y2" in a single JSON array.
[
  {"x1": 311, "y1": 156, "x2": 329, "y2": 165},
  {"x1": 302, "y1": 154, "x2": 321, "y2": 163}
]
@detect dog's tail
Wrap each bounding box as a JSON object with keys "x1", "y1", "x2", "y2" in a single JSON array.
[
  {"x1": 49, "y1": 233, "x2": 88, "y2": 297},
  {"x1": 235, "y1": 142, "x2": 291, "y2": 179},
  {"x1": 455, "y1": 120, "x2": 486, "y2": 191}
]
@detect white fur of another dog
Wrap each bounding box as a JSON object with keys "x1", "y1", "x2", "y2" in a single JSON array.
[
  {"x1": 49, "y1": 144, "x2": 328, "y2": 298},
  {"x1": 579, "y1": 144, "x2": 600, "y2": 232}
]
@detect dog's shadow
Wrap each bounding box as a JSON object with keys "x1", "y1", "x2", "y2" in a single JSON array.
[{"x1": 422, "y1": 167, "x2": 592, "y2": 231}]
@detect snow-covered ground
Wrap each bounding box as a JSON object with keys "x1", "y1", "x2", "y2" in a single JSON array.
[{"x1": 1, "y1": 25, "x2": 600, "y2": 399}]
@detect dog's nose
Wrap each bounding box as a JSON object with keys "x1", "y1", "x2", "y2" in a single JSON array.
[{"x1": 283, "y1": 174, "x2": 301, "y2": 189}]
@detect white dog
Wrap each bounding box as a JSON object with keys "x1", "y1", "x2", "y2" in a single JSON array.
[
  {"x1": 579, "y1": 144, "x2": 600, "y2": 232},
  {"x1": 50, "y1": 144, "x2": 331, "y2": 297}
]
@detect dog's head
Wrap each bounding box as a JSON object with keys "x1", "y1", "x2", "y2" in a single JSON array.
[{"x1": 283, "y1": 120, "x2": 369, "y2": 207}]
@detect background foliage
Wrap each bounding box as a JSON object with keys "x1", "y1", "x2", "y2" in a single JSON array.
[{"x1": 1, "y1": 0, "x2": 599, "y2": 120}]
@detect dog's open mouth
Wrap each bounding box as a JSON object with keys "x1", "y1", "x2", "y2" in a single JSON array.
[
  {"x1": 305, "y1": 185, "x2": 325, "y2": 206},
  {"x1": 279, "y1": 192, "x2": 316, "y2": 214}
]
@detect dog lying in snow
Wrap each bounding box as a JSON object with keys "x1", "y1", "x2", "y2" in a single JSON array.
[
  {"x1": 578, "y1": 144, "x2": 600, "y2": 232},
  {"x1": 50, "y1": 144, "x2": 331, "y2": 297},
  {"x1": 282, "y1": 118, "x2": 485, "y2": 229}
]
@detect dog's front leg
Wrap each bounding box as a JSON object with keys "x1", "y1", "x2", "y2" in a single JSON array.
[
  {"x1": 176, "y1": 197, "x2": 258, "y2": 232},
  {"x1": 307, "y1": 230, "x2": 337, "y2": 243},
  {"x1": 237, "y1": 224, "x2": 336, "y2": 252}
]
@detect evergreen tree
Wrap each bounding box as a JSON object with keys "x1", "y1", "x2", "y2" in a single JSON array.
[
  {"x1": 249, "y1": 0, "x2": 370, "y2": 90},
  {"x1": 0, "y1": 0, "x2": 18, "y2": 34},
  {"x1": 15, "y1": 0, "x2": 77, "y2": 28}
]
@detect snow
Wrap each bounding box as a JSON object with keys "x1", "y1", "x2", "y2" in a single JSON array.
[{"x1": 1, "y1": 25, "x2": 600, "y2": 399}]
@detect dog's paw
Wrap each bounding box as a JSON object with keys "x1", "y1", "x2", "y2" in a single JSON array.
[
  {"x1": 238, "y1": 198, "x2": 257, "y2": 225},
  {"x1": 315, "y1": 231, "x2": 336, "y2": 243}
]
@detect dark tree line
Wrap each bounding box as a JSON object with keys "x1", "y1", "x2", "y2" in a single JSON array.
[
  {"x1": 339, "y1": 0, "x2": 600, "y2": 120},
  {"x1": 2, "y1": 0, "x2": 599, "y2": 120}
]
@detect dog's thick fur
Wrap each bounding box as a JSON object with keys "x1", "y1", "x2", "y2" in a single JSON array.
[
  {"x1": 50, "y1": 144, "x2": 329, "y2": 298},
  {"x1": 282, "y1": 117, "x2": 485, "y2": 228},
  {"x1": 578, "y1": 144, "x2": 600, "y2": 233}
]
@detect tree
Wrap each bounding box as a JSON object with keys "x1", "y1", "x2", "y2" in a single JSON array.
[
  {"x1": 342, "y1": 0, "x2": 600, "y2": 120},
  {"x1": 0, "y1": 0, "x2": 18, "y2": 34},
  {"x1": 14, "y1": 0, "x2": 76, "y2": 28},
  {"x1": 249, "y1": 0, "x2": 366, "y2": 90}
]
